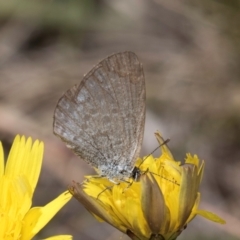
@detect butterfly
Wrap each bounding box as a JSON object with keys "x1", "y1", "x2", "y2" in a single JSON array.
[{"x1": 53, "y1": 51, "x2": 146, "y2": 183}]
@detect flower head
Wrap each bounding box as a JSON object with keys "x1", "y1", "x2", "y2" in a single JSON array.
[
  {"x1": 70, "y1": 132, "x2": 225, "y2": 240},
  {"x1": 0, "y1": 135, "x2": 72, "y2": 240}
]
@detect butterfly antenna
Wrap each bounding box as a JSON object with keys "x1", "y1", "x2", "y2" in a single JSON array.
[{"x1": 137, "y1": 138, "x2": 170, "y2": 169}]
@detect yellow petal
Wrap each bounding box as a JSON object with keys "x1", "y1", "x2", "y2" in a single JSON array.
[
  {"x1": 21, "y1": 191, "x2": 72, "y2": 239},
  {"x1": 196, "y1": 209, "x2": 226, "y2": 224},
  {"x1": 25, "y1": 139, "x2": 44, "y2": 192},
  {"x1": 178, "y1": 164, "x2": 198, "y2": 227},
  {"x1": 5, "y1": 135, "x2": 44, "y2": 193},
  {"x1": 42, "y1": 235, "x2": 72, "y2": 240},
  {"x1": 5, "y1": 135, "x2": 23, "y2": 177},
  {"x1": 155, "y1": 132, "x2": 173, "y2": 160},
  {"x1": 70, "y1": 183, "x2": 117, "y2": 227},
  {"x1": 0, "y1": 142, "x2": 4, "y2": 176},
  {"x1": 21, "y1": 207, "x2": 42, "y2": 240},
  {"x1": 141, "y1": 173, "x2": 169, "y2": 234}
]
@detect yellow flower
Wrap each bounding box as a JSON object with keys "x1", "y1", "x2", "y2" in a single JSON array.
[
  {"x1": 0, "y1": 135, "x2": 72, "y2": 240},
  {"x1": 70, "y1": 132, "x2": 225, "y2": 240}
]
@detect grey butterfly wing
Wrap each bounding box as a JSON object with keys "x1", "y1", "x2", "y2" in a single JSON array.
[{"x1": 53, "y1": 51, "x2": 145, "y2": 179}]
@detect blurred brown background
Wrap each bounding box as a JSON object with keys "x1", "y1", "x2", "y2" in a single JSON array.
[{"x1": 0, "y1": 0, "x2": 240, "y2": 239}]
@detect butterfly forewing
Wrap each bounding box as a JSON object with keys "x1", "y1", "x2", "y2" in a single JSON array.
[{"x1": 53, "y1": 51, "x2": 146, "y2": 180}]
